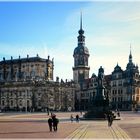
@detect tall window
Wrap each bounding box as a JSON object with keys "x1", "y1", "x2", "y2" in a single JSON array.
[
  {"x1": 2, "y1": 100, "x2": 4, "y2": 106},
  {"x1": 112, "y1": 90, "x2": 114, "y2": 95},
  {"x1": 118, "y1": 90, "x2": 120, "y2": 94},
  {"x1": 113, "y1": 81, "x2": 116, "y2": 86},
  {"x1": 10, "y1": 100, "x2": 14, "y2": 106},
  {"x1": 19, "y1": 100, "x2": 22, "y2": 106},
  {"x1": 118, "y1": 80, "x2": 122, "y2": 86},
  {"x1": 27, "y1": 100, "x2": 30, "y2": 107},
  {"x1": 38, "y1": 100, "x2": 41, "y2": 106}
]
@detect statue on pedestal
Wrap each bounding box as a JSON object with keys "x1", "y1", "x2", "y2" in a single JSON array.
[{"x1": 85, "y1": 66, "x2": 109, "y2": 119}]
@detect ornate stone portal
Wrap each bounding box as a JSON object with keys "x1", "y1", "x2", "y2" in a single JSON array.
[{"x1": 85, "y1": 66, "x2": 110, "y2": 118}]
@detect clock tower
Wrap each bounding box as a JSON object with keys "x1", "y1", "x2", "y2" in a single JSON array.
[{"x1": 73, "y1": 14, "x2": 90, "y2": 83}]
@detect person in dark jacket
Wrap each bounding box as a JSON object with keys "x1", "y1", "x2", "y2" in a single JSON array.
[
  {"x1": 70, "y1": 114, "x2": 74, "y2": 122},
  {"x1": 52, "y1": 115, "x2": 59, "y2": 131},
  {"x1": 76, "y1": 114, "x2": 79, "y2": 122},
  {"x1": 48, "y1": 117, "x2": 53, "y2": 132},
  {"x1": 107, "y1": 113, "x2": 114, "y2": 127}
]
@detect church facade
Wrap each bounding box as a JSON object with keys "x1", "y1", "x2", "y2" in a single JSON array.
[
  {"x1": 0, "y1": 54, "x2": 54, "y2": 82},
  {"x1": 0, "y1": 55, "x2": 75, "y2": 112}
]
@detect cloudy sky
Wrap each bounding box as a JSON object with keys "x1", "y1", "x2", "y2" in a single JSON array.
[{"x1": 0, "y1": 1, "x2": 140, "y2": 80}]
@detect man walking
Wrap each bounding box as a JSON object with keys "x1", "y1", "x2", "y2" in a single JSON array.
[
  {"x1": 48, "y1": 116, "x2": 53, "y2": 132},
  {"x1": 76, "y1": 114, "x2": 79, "y2": 122},
  {"x1": 107, "y1": 112, "x2": 114, "y2": 127},
  {"x1": 52, "y1": 115, "x2": 59, "y2": 132}
]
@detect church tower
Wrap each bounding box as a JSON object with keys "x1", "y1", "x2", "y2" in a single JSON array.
[
  {"x1": 73, "y1": 14, "x2": 90, "y2": 83},
  {"x1": 126, "y1": 46, "x2": 139, "y2": 80}
]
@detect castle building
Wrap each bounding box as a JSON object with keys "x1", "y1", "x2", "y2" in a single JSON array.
[{"x1": 73, "y1": 15, "x2": 140, "y2": 111}]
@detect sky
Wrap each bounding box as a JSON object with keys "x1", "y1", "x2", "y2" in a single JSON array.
[{"x1": 0, "y1": 1, "x2": 140, "y2": 80}]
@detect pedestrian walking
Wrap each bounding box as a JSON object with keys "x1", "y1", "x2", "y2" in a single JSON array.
[
  {"x1": 76, "y1": 114, "x2": 79, "y2": 122},
  {"x1": 48, "y1": 116, "x2": 53, "y2": 132},
  {"x1": 107, "y1": 113, "x2": 114, "y2": 127},
  {"x1": 110, "y1": 113, "x2": 114, "y2": 126},
  {"x1": 52, "y1": 115, "x2": 59, "y2": 132},
  {"x1": 117, "y1": 111, "x2": 120, "y2": 117},
  {"x1": 107, "y1": 114, "x2": 111, "y2": 127},
  {"x1": 70, "y1": 114, "x2": 74, "y2": 122}
]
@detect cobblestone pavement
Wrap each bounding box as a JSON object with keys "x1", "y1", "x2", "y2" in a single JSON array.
[
  {"x1": 0, "y1": 111, "x2": 139, "y2": 139},
  {"x1": 66, "y1": 121, "x2": 130, "y2": 139},
  {"x1": 0, "y1": 121, "x2": 81, "y2": 138},
  {"x1": 0, "y1": 112, "x2": 82, "y2": 138}
]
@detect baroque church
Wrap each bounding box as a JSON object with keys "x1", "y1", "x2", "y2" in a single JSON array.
[
  {"x1": 0, "y1": 55, "x2": 75, "y2": 112},
  {"x1": 0, "y1": 15, "x2": 140, "y2": 112}
]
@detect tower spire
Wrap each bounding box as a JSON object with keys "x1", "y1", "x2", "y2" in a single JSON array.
[
  {"x1": 78, "y1": 12, "x2": 84, "y2": 35},
  {"x1": 130, "y1": 43, "x2": 132, "y2": 55},
  {"x1": 78, "y1": 12, "x2": 85, "y2": 46},
  {"x1": 80, "y1": 12, "x2": 82, "y2": 30},
  {"x1": 129, "y1": 44, "x2": 132, "y2": 63}
]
